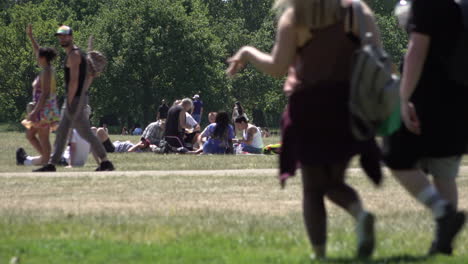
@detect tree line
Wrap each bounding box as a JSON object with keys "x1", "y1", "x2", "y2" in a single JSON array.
[{"x1": 0, "y1": 0, "x2": 407, "y2": 129}]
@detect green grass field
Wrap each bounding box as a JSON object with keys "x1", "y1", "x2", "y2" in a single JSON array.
[{"x1": 1, "y1": 131, "x2": 467, "y2": 263}]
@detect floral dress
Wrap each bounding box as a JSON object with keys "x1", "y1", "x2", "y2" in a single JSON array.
[{"x1": 23, "y1": 70, "x2": 60, "y2": 131}]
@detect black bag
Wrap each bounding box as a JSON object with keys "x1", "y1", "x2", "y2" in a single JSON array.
[
  {"x1": 349, "y1": 0, "x2": 400, "y2": 141},
  {"x1": 444, "y1": 0, "x2": 468, "y2": 86},
  {"x1": 153, "y1": 139, "x2": 170, "y2": 154}
]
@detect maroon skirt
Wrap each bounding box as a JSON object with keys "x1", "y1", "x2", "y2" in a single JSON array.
[{"x1": 280, "y1": 82, "x2": 382, "y2": 184}]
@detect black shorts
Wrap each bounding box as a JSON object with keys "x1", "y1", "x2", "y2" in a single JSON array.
[
  {"x1": 102, "y1": 138, "x2": 115, "y2": 153},
  {"x1": 382, "y1": 127, "x2": 422, "y2": 170},
  {"x1": 184, "y1": 131, "x2": 198, "y2": 143}
]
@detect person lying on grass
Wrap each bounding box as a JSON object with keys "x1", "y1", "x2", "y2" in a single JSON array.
[{"x1": 94, "y1": 127, "x2": 154, "y2": 153}]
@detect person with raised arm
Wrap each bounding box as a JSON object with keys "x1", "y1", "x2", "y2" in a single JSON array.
[{"x1": 17, "y1": 24, "x2": 60, "y2": 166}]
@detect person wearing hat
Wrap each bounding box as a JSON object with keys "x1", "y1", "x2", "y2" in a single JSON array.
[
  {"x1": 191, "y1": 94, "x2": 203, "y2": 124},
  {"x1": 34, "y1": 25, "x2": 114, "y2": 172}
]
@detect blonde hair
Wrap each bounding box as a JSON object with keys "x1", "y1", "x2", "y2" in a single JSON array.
[{"x1": 274, "y1": 0, "x2": 344, "y2": 29}]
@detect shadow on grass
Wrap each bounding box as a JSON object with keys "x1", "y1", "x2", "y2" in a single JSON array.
[{"x1": 315, "y1": 254, "x2": 429, "y2": 263}]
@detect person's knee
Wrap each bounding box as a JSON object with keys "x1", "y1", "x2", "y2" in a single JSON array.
[
  {"x1": 96, "y1": 127, "x2": 108, "y2": 142},
  {"x1": 425, "y1": 156, "x2": 461, "y2": 181},
  {"x1": 37, "y1": 128, "x2": 50, "y2": 140},
  {"x1": 25, "y1": 130, "x2": 35, "y2": 141}
]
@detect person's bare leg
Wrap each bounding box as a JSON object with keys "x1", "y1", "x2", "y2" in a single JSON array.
[
  {"x1": 433, "y1": 178, "x2": 458, "y2": 210},
  {"x1": 392, "y1": 169, "x2": 465, "y2": 255},
  {"x1": 96, "y1": 127, "x2": 109, "y2": 142},
  {"x1": 392, "y1": 169, "x2": 449, "y2": 218},
  {"x1": 37, "y1": 127, "x2": 51, "y2": 165},
  {"x1": 324, "y1": 163, "x2": 375, "y2": 258},
  {"x1": 26, "y1": 127, "x2": 42, "y2": 154},
  {"x1": 301, "y1": 166, "x2": 327, "y2": 259}
]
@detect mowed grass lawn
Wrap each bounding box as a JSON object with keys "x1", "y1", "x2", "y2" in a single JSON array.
[{"x1": 0, "y1": 131, "x2": 467, "y2": 263}]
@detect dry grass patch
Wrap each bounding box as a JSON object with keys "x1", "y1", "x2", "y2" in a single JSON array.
[{"x1": 1, "y1": 169, "x2": 466, "y2": 219}]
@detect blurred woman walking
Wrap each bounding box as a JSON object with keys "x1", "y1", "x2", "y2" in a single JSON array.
[{"x1": 227, "y1": 0, "x2": 382, "y2": 259}]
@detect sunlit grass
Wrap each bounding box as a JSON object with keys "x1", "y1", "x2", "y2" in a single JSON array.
[{"x1": 0, "y1": 131, "x2": 467, "y2": 263}]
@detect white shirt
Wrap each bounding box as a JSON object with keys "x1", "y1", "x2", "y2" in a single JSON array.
[
  {"x1": 185, "y1": 113, "x2": 198, "y2": 129},
  {"x1": 243, "y1": 125, "x2": 264, "y2": 149},
  {"x1": 63, "y1": 129, "x2": 90, "y2": 166}
]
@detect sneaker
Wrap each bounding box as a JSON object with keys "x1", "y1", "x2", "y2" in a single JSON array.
[
  {"x1": 95, "y1": 160, "x2": 115, "y2": 171},
  {"x1": 33, "y1": 163, "x2": 56, "y2": 172},
  {"x1": 429, "y1": 206, "x2": 466, "y2": 255},
  {"x1": 16, "y1": 148, "x2": 27, "y2": 165},
  {"x1": 357, "y1": 212, "x2": 375, "y2": 258}
]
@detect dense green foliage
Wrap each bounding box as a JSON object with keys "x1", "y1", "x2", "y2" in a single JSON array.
[{"x1": 0, "y1": 0, "x2": 407, "y2": 127}]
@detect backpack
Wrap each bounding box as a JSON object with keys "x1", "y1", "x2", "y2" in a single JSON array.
[
  {"x1": 444, "y1": 0, "x2": 468, "y2": 86},
  {"x1": 349, "y1": 0, "x2": 400, "y2": 141},
  {"x1": 87, "y1": 50, "x2": 107, "y2": 76}
]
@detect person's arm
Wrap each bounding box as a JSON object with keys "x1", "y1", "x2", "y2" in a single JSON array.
[
  {"x1": 198, "y1": 126, "x2": 209, "y2": 146},
  {"x1": 179, "y1": 109, "x2": 189, "y2": 129},
  {"x1": 240, "y1": 127, "x2": 257, "y2": 145},
  {"x1": 400, "y1": 33, "x2": 430, "y2": 135},
  {"x1": 128, "y1": 142, "x2": 141, "y2": 152},
  {"x1": 349, "y1": 0, "x2": 382, "y2": 48},
  {"x1": 67, "y1": 51, "x2": 82, "y2": 105},
  {"x1": 26, "y1": 24, "x2": 39, "y2": 57},
  {"x1": 227, "y1": 8, "x2": 297, "y2": 78},
  {"x1": 142, "y1": 124, "x2": 150, "y2": 139},
  {"x1": 200, "y1": 125, "x2": 210, "y2": 138},
  {"x1": 185, "y1": 114, "x2": 197, "y2": 129},
  {"x1": 29, "y1": 69, "x2": 51, "y2": 122}
]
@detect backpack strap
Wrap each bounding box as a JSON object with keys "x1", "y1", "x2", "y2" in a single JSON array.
[
  {"x1": 455, "y1": 0, "x2": 468, "y2": 28},
  {"x1": 352, "y1": 0, "x2": 371, "y2": 45}
]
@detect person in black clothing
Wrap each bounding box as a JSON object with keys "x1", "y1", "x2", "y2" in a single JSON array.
[
  {"x1": 157, "y1": 99, "x2": 169, "y2": 120},
  {"x1": 384, "y1": 0, "x2": 466, "y2": 255},
  {"x1": 34, "y1": 25, "x2": 114, "y2": 172},
  {"x1": 164, "y1": 98, "x2": 192, "y2": 148}
]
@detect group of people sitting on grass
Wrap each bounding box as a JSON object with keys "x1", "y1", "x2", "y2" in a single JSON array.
[
  {"x1": 162, "y1": 97, "x2": 266, "y2": 155},
  {"x1": 16, "y1": 97, "x2": 272, "y2": 168}
]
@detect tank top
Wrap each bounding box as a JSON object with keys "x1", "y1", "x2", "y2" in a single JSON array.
[
  {"x1": 281, "y1": 8, "x2": 361, "y2": 165},
  {"x1": 296, "y1": 24, "x2": 358, "y2": 86},
  {"x1": 64, "y1": 47, "x2": 87, "y2": 98},
  {"x1": 164, "y1": 105, "x2": 184, "y2": 137},
  {"x1": 243, "y1": 125, "x2": 263, "y2": 149},
  {"x1": 32, "y1": 69, "x2": 57, "y2": 102}
]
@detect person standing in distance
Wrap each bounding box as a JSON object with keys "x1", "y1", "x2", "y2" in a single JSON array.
[
  {"x1": 34, "y1": 25, "x2": 114, "y2": 172},
  {"x1": 191, "y1": 94, "x2": 203, "y2": 124},
  {"x1": 157, "y1": 99, "x2": 169, "y2": 121}
]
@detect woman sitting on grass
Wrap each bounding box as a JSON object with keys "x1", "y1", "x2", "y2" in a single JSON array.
[
  {"x1": 18, "y1": 24, "x2": 60, "y2": 166},
  {"x1": 200, "y1": 112, "x2": 234, "y2": 154}
]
